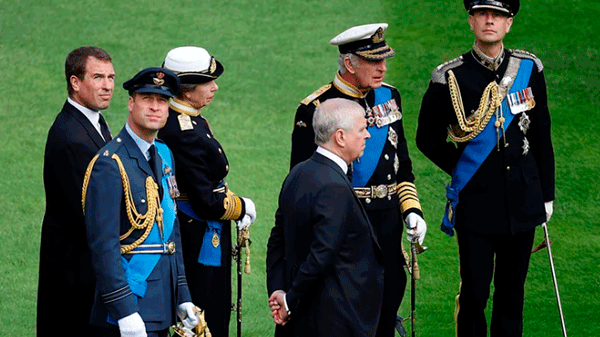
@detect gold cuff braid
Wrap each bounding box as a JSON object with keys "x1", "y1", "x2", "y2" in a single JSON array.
[
  {"x1": 220, "y1": 189, "x2": 243, "y2": 220},
  {"x1": 397, "y1": 181, "x2": 422, "y2": 213}
]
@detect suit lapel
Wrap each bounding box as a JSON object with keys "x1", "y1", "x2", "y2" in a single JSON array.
[
  {"x1": 62, "y1": 101, "x2": 108, "y2": 149},
  {"x1": 311, "y1": 152, "x2": 383, "y2": 254}
]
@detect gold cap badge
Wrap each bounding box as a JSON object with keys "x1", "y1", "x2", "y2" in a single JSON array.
[
  {"x1": 153, "y1": 72, "x2": 165, "y2": 85},
  {"x1": 372, "y1": 27, "x2": 385, "y2": 43}
]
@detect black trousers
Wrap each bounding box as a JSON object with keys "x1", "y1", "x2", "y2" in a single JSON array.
[
  {"x1": 179, "y1": 212, "x2": 232, "y2": 337},
  {"x1": 367, "y1": 208, "x2": 407, "y2": 337},
  {"x1": 455, "y1": 228, "x2": 535, "y2": 337}
]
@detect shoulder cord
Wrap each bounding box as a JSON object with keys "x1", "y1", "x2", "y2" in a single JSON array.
[
  {"x1": 81, "y1": 153, "x2": 162, "y2": 254},
  {"x1": 447, "y1": 70, "x2": 502, "y2": 143}
]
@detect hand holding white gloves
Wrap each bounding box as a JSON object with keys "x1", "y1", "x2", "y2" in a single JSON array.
[
  {"x1": 117, "y1": 312, "x2": 147, "y2": 337},
  {"x1": 241, "y1": 197, "x2": 257, "y2": 224},
  {"x1": 545, "y1": 201, "x2": 553, "y2": 222},
  {"x1": 405, "y1": 213, "x2": 427, "y2": 245},
  {"x1": 236, "y1": 214, "x2": 253, "y2": 230},
  {"x1": 177, "y1": 302, "x2": 200, "y2": 330}
]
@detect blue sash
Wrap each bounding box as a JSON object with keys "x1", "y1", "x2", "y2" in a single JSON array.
[
  {"x1": 441, "y1": 59, "x2": 534, "y2": 236},
  {"x1": 177, "y1": 182, "x2": 225, "y2": 267},
  {"x1": 121, "y1": 142, "x2": 176, "y2": 297},
  {"x1": 352, "y1": 86, "x2": 391, "y2": 187}
]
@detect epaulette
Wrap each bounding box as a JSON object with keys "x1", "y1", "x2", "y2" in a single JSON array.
[
  {"x1": 431, "y1": 56, "x2": 464, "y2": 85},
  {"x1": 98, "y1": 137, "x2": 125, "y2": 158},
  {"x1": 510, "y1": 49, "x2": 544, "y2": 72},
  {"x1": 82, "y1": 139, "x2": 125, "y2": 212},
  {"x1": 300, "y1": 83, "x2": 332, "y2": 105}
]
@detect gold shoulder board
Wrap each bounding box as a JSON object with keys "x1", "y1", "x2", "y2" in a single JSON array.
[{"x1": 301, "y1": 83, "x2": 332, "y2": 105}]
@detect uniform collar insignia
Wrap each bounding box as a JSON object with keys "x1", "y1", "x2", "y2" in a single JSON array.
[{"x1": 471, "y1": 41, "x2": 505, "y2": 71}]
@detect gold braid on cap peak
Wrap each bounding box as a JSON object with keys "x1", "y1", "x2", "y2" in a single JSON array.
[
  {"x1": 82, "y1": 153, "x2": 162, "y2": 255},
  {"x1": 220, "y1": 188, "x2": 243, "y2": 220},
  {"x1": 397, "y1": 181, "x2": 422, "y2": 214}
]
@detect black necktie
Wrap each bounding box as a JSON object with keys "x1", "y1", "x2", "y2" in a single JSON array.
[
  {"x1": 98, "y1": 113, "x2": 112, "y2": 141},
  {"x1": 148, "y1": 145, "x2": 163, "y2": 199},
  {"x1": 347, "y1": 166, "x2": 353, "y2": 183}
]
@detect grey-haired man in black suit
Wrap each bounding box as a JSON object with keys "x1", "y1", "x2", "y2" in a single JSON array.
[{"x1": 267, "y1": 98, "x2": 384, "y2": 337}]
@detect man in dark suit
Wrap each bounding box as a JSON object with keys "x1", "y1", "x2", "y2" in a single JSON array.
[
  {"x1": 82, "y1": 67, "x2": 200, "y2": 337},
  {"x1": 267, "y1": 98, "x2": 384, "y2": 337},
  {"x1": 416, "y1": 1, "x2": 555, "y2": 336},
  {"x1": 289, "y1": 24, "x2": 427, "y2": 336},
  {"x1": 37, "y1": 46, "x2": 115, "y2": 336}
]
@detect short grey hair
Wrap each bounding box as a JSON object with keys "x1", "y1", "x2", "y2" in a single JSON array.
[
  {"x1": 313, "y1": 98, "x2": 365, "y2": 146},
  {"x1": 338, "y1": 53, "x2": 360, "y2": 74}
]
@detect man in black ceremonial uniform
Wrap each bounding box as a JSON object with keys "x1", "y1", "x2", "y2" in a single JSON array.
[
  {"x1": 289, "y1": 23, "x2": 427, "y2": 337},
  {"x1": 159, "y1": 46, "x2": 257, "y2": 337},
  {"x1": 416, "y1": 1, "x2": 555, "y2": 336}
]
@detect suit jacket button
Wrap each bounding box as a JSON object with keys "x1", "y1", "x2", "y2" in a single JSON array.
[
  {"x1": 506, "y1": 166, "x2": 511, "y2": 171},
  {"x1": 384, "y1": 154, "x2": 389, "y2": 160},
  {"x1": 365, "y1": 198, "x2": 372, "y2": 204}
]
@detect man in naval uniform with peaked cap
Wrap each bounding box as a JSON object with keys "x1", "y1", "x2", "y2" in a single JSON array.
[
  {"x1": 283, "y1": 23, "x2": 427, "y2": 337},
  {"x1": 416, "y1": 1, "x2": 555, "y2": 336},
  {"x1": 83, "y1": 67, "x2": 201, "y2": 337}
]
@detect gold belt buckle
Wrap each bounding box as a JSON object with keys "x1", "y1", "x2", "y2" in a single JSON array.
[
  {"x1": 373, "y1": 185, "x2": 388, "y2": 199},
  {"x1": 167, "y1": 241, "x2": 176, "y2": 255}
]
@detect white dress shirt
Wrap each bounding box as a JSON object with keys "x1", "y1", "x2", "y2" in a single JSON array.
[{"x1": 67, "y1": 97, "x2": 106, "y2": 141}]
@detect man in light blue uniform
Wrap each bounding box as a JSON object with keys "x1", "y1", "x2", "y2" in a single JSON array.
[{"x1": 83, "y1": 67, "x2": 200, "y2": 337}]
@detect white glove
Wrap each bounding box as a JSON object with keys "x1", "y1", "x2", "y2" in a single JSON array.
[
  {"x1": 177, "y1": 302, "x2": 200, "y2": 330},
  {"x1": 242, "y1": 197, "x2": 257, "y2": 223},
  {"x1": 545, "y1": 201, "x2": 553, "y2": 222},
  {"x1": 117, "y1": 312, "x2": 147, "y2": 337},
  {"x1": 236, "y1": 214, "x2": 253, "y2": 230},
  {"x1": 405, "y1": 213, "x2": 427, "y2": 245}
]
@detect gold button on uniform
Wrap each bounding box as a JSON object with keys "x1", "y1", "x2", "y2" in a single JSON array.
[{"x1": 207, "y1": 134, "x2": 212, "y2": 139}]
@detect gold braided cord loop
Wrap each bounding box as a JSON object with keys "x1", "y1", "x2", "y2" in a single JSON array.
[
  {"x1": 110, "y1": 154, "x2": 162, "y2": 254},
  {"x1": 82, "y1": 154, "x2": 101, "y2": 214},
  {"x1": 447, "y1": 70, "x2": 502, "y2": 143}
]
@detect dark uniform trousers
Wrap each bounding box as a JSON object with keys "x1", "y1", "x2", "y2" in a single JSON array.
[
  {"x1": 417, "y1": 48, "x2": 555, "y2": 337},
  {"x1": 456, "y1": 228, "x2": 535, "y2": 337},
  {"x1": 178, "y1": 212, "x2": 232, "y2": 337}
]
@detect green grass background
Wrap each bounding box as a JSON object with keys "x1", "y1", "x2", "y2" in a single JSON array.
[{"x1": 1, "y1": 0, "x2": 598, "y2": 335}]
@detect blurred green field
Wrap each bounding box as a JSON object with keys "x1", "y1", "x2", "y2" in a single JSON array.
[{"x1": 0, "y1": 0, "x2": 598, "y2": 335}]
